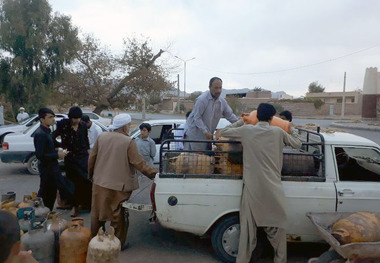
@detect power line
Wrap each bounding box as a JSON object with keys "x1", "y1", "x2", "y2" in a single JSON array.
[{"x1": 195, "y1": 44, "x2": 380, "y2": 75}]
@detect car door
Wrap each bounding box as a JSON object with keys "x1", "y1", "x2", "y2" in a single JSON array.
[{"x1": 333, "y1": 145, "x2": 380, "y2": 212}]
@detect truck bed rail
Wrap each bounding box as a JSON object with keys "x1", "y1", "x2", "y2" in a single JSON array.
[{"x1": 159, "y1": 128, "x2": 325, "y2": 181}]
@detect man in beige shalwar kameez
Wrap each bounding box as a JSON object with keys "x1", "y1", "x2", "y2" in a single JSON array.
[
  {"x1": 220, "y1": 103, "x2": 302, "y2": 263},
  {"x1": 88, "y1": 114, "x2": 157, "y2": 248}
]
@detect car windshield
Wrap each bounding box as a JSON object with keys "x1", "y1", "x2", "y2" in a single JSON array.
[{"x1": 18, "y1": 114, "x2": 37, "y2": 125}]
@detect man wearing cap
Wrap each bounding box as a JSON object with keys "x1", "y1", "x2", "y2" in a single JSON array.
[
  {"x1": 33, "y1": 108, "x2": 67, "y2": 211},
  {"x1": 53, "y1": 106, "x2": 91, "y2": 217},
  {"x1": 16, "y1": 107, "x2": 29, "y2": 122},
  {"x1": 81, "y1": 115, "x2": 102, "y2": 149},
  {"x1": 88, "y1": 113, "x2": 157, "y2": 248}
]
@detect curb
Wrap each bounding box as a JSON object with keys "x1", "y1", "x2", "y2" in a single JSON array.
[{"x1": 330, "y1": 123, "x2": 380, "y2": 132}]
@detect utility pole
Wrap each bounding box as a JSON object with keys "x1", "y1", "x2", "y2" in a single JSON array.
[
  {"x1": 341, "y1": 72, "x2": 346, "y2": 118},
  {"x1": 174, "y1": 56, "x2": 195, "y2": 99},
  {"x1": 142, "y1": 97, "x2": 146, "y2": 120},
  {"x1": 177, "y1": 74, "x2": 180, "y2": 112}
]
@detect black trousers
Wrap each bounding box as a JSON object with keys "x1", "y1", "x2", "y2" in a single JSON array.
[
  {"x1": 38, "y1": 163, "x2": 73, "y2": 211},
  {"x1": 64, "y1": 155, "x2": 92, "y2": 209}
]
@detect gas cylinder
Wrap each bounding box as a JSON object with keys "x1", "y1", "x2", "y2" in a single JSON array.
[
  {"x1": 87, "y1": 227, "x2": 121, "y2": 263},
  {"x1": 17, "y1": 207, "x2": 35, "y2": 233},
  {"x1": 32, "y1": 197, "x2": 50, "y2": 218},
  {"x1": 1, "y1": 191, "x2": 16, "y2": 202},
  {"x1": 0, "y1": 200, "x2": 18, "y2": 216},
  {"x1": 0, "y1": 191, "x2": 18, "y2": 215},
  {"x1": 47, "y1": 211, "x2": 67, "y2": 263},
  {"x1": 332, "y1": 211, "x2": 380, "y2": 244},
  {"x1": 18, "y1": 195, "x2": 33, "y2": 208},
  {"x1": 241, "y1": 110, "x2": 291, "y2": 133},
  {"x1": 60, "y1": 218, "x2": 92, "y2": 263},
  {"x1": 21, "y1": 217, "x2": 55, "y2": 263}
]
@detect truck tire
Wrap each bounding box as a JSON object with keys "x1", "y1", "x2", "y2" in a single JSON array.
[
  {"x1": 27, "y1": 155, "x2": 40, "y2": 175},
  {"x1": 316, "y1": 250, "x2": 344, "y2": 263},
  {"x1": 211, "y1": 214, "x2": 264, "y2": 263}
]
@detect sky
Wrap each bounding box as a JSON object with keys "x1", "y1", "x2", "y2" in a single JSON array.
[{"x1": 49, "y1": 0, "x2": 380, "y2": 97}]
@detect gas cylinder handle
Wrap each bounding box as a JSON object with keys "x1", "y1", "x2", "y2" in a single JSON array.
[
  {"x1": 97, "y1": 227, "x2": 105, "y2": 241},
  {"x1": 71, "y1": 217, "x2": 85, "y2": 226},
  {"x1": 67, "y1": 221, "x2": 82, "y2": 231},
  {"x1": 30, "y1": 217, "x2": 47, "y2": 231},
  {"x1": 109, "y1": 226, "x2": 115, "y2": 240},
  {"x1": 47, "y1": 211, "x2": 62, "y2": 220}
]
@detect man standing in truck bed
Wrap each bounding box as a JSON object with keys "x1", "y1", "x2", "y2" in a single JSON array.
[
  {"x1": 220, "y1": 103, "x2": 302, "y2": 263},
  {"x1": 184, "y1": 77, "x2": 238, "y2": 151}
]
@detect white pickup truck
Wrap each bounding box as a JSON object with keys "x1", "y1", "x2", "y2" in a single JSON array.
[{"x1": 124, "y1": 128, "x2": 380, "y2": 262}]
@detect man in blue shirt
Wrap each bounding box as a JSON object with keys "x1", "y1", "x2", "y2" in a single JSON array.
[{"x1": 184, "y1": 77, "x2": 238, "y2": 151}]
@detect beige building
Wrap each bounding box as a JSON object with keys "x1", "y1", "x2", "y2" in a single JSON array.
[{"x1": 305, "y1": 91, "x2": 361, "y2": 104}]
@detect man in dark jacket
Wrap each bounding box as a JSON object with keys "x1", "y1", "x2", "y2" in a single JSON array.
[
  {"x1": 33, "y1": 108, "x2": 67, "y2": 211},
  {"x1": 53, "y1": 106, "x2": 91, "y2": 217}
]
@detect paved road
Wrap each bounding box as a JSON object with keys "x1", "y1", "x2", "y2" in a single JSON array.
[{"x1": 0, "y1": 162, "x2": 328, "y2": 262}]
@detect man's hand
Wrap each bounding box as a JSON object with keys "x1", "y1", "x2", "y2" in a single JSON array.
[
  {"x1": 16, "y1": 250, "x2": 38, "y2": 263},
  {"x1": 215, "y1": 130, "x2": 222, "y2": 140},
  {"x1": 58, "y1": 150, "x2": 67, "y2": 159},
  {"x1": 205, "y1": 133, "x2": 213, "y2": 140},
  {"x1": 150, "y1": 169, "x2": 158, "y2": 179}
]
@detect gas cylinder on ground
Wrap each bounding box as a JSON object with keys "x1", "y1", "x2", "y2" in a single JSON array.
[
  {"x1": 0, "y1": 191, "x2": 18, "y2": 216},
  {"x1": 32, "y1": 197, "x2": 50, "y2": 218},
  {"x1": 47, "y1": 211, "x2": 67, "y2": 262},
  {"x1": 18, "y1": 195, "x2": 34, "y2": 208},
  {"x1": 1, "y1": 191, "x2": 16, "y2": 202},
  {"x1": 17, "y1": 207, "x2": 35, "y2": 233},
  {"x1": 60, "y1": 217, "x2": 92, "y2": 263},
  {"x1": 87, "y1": 227, "x2": 121, "y2": 263},
  {"x1": 21, "y1": 217, "x2": 55, "y2": 263}
]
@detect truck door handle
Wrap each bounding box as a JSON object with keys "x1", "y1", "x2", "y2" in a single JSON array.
[{"x1": 338, "y1": 189, "x2": 355, "y2": 196}]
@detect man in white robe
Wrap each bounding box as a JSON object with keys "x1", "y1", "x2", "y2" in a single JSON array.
[{"x1": 220, "y1": 103, "x2": 302, "y2": 263}]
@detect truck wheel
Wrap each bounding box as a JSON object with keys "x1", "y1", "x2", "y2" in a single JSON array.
[
  {"x1": 316, "y1": 250, "x2": 344, "y2": 263},
  {"x1": 211, "y1": 215, "x2": 240, "y2": 263},
  {"x1": 27, "y1": 155, "x2": 40, "y2": 175},
  {"x1": 211, "y1": 215, "x2": 264, "y2": 263}
]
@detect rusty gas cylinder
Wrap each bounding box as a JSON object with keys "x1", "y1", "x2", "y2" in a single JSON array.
[
  {"x1": 47, "y1": 211, "x2": 67, "y2": 263},
  {"x1": 87, "y1": 227, "x2": 121, "y2": 263},
  {"x1": 332, "y1": 211, "x2": 380, "y2": 244},
  {"x1": 18, "y1": 195, "x2": 33, "y2": 208},
  {"x1": 60, "y1": 218, "x2": 92, "y2": 263},
  {"x1": 32, "y1": 197, "x2": 50, "y2": 218},
  {"x1": 21, "y1": 217, "x2": 55, "y2": 263},
  {"x1": 0, "y1": 200, "x2": 18, "y2": 216}
]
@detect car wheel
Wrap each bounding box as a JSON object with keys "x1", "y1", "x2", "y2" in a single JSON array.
[
  {"x1": 27, "y1": 155, "x2": 40, "y2": 175},
  {"x1": 211, "y1": 214, "x2": 264, "y2": 263}
]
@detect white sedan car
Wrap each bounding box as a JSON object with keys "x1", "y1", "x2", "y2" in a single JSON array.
[
  {"x1": 82, "y1": 111, "x2": 112, "y2": 126},
  {"x1": 0, "y1": 113, "x2": 67, "y2": 144},
  {"x1": 0, "y1": 119, "x2": 107, "y2": 174}
]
